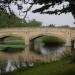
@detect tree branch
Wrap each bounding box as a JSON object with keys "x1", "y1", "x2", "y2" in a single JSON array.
[{"x1": 23, "y1": 3, "x2": 34, "y2": 19}]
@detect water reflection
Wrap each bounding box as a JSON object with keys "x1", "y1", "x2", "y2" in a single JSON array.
[
  {"x1": 0, "y1": 59, "x2": 34, "y2": 73},
  {"x1": 33, "y1": 37, "x2": 65, "y2": 56}
]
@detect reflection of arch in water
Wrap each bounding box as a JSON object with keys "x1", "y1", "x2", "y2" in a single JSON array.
[
  {"x1": 0, "y1": 34, "x2": 25, "y2": 43},
  {"x1": 0, "y1": 36, "x2": 11, "y2": 43},
  {"x1": 0, "y1": 35, "x2": 25, "y2": 53},
  {"x1": 29, "y1": 34, "x2": 66, "y2": 50},
  {"x1": 29, "y1": 34, "x2": 45, "y2": 50}
]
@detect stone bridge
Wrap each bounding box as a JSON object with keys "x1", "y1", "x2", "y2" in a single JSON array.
[{"x1": 0, "y1": 27, "x2": 75, "y2": 62}]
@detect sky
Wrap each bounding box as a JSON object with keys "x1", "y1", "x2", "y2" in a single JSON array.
[
  {"x1": 27, "y1": 12, "x2": 75, "y2": 26},
  {"x1": 10, "y1": 2, "x2": 75, "y2": 27}
]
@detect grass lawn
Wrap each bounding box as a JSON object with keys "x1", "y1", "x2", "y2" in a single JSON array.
[{"x1": 4, "y1": 59, "x2": 75, "y2": 75}]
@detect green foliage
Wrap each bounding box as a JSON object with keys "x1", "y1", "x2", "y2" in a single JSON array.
[
  {"x1": 28, "y1": 19, "x2": 42, "y2": 27},
  {"x1": 49, "y1": 24, "x2": 55, "y2": 27},
  {"x1": 42, "y1": 36, "x2": 65, "y2": 47},
  {"x1": 58, "y1": 25, "x2": 70, "y2": 28},
  {"x1": 32, "y1": 0, "x2": 75, "y2": 16},
  {"x1": 0, "y1": 11, "x2": 42, "y2": 27},
  {"x1": 0, "y1": 11, "x2": 26, "y2": 27},
  {"x1": 0, "y1": 0, "x2": 75, "y2": 18}
]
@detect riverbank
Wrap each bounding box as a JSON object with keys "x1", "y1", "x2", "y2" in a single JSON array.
[{"x1": 3, "y1": 59, "x2": 75, "y2": 75}]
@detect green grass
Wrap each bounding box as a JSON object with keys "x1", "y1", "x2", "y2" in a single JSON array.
[{"x1": 4, "y1": 59, "x2": 75, "y2": 75}]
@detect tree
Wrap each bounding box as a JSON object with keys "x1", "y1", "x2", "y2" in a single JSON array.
[
  {"x1": 58, "y1": 25, "x2": 70, "y2": 28},
  {"x1": 0, "y1": 0, "x2": 75, "y2": 62},
  {"x1": 0, "y1": 0, "x2": 75, "y2": 19},
  {"x1": 0, "y1": 11, "x2": 41, "y2": 27},
  {"x1": 32, "y1": 0, "x2": 75, "y2": 19},
  {"x1": 49, "y1": 24, "x2": 55, "y2": 27},
  {"x1": 28, "y1": 19, "x2": 42, "y2": 27},
  {"x1": 0, "y1": 10, "x2": 27, "y2": 27}
]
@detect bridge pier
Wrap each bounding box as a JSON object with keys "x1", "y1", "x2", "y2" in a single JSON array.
[
  {"x1": 65, "y1": 39, "x2": 71, "y2": 52},
  {"x1": 29, "y1": 40, "x2": 34, "y2": 50},
  {"x1": 25, "y1": 37, "x2": 30, "y2": 50},
  {"x1": 0, "y1": 27, "x2": 75, "y2": 63},
  {"x1": 24, "y1": 37, "x2": 31, "y2": 62}
]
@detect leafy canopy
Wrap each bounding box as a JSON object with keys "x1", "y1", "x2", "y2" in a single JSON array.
[
  {"x1": 0, "y1": 0, "x2": 75, "y2": 18},
  {"x1": 0, "y1": 10, "x2": 42, "y2": 27}
]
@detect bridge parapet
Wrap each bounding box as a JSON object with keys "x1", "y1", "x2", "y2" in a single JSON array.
[{"x1": 0, "y1": 27, "x2": 74, "y2": 62}]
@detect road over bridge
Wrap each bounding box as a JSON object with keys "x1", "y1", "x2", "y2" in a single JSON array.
[{"x1": 0, "y1": 27, "x2": 75, "y2": 62}]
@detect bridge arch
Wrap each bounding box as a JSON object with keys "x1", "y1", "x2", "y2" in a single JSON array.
[
  {"x1": 0, "y1": 34, "x2": 25, "y2": 44},
  {"x1": 0, "y1": 34, "x2": 25, "y2": 53},
  {"x1": 29, "y1": 34, "x2": 66, "y2": 50},
  {"x1": 0, "y1": 27, "x2": 73, "y2": 62},
  {"x1": 0, "y1": 33, "x2": 25, "y2": 40},
  {"x1": 29, "y1": 33, "x2": 66, "y2": 42}
]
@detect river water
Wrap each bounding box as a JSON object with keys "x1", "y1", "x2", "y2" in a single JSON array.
[
  {"x1": 33, "y1": 38, "x2": 65, "y2": 57},
  {"x1": 0, "y1": 37, "x2": 65, "y2": 73}
]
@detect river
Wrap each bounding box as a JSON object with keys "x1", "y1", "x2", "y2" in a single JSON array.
[
  {"x1": 0, "y1": 37, "x2": 65, "y2": 73},
  {"x1": 33, "y1": 37, "x2": 65, "y2": 57}
]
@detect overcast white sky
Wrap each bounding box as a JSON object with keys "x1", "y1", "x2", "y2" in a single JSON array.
[
  {"x1": 27, "y1": 12, "x2": 75, "y2": 26},
  {"x1": 10, "y1": 2, "x2": 75, "y2": 27}
]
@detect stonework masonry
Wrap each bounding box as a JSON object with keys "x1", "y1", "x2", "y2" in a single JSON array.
[{"x1": 0, "y1": 27, "x2": 75, "y2": 62}]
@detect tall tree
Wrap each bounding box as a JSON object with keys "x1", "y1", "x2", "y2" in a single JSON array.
[
  {"x1": 0, "y1": 0, "x2": 75, "y2": 18},
  {"x1": 0, "y1": 10, "x2": 27, "y2": 27},
  {"x1": 32, "y1": 0, "x2": 75, "y2": 19},
  {"x1": 0, "y1": 11, "x2": 42, "y2": 27}
]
